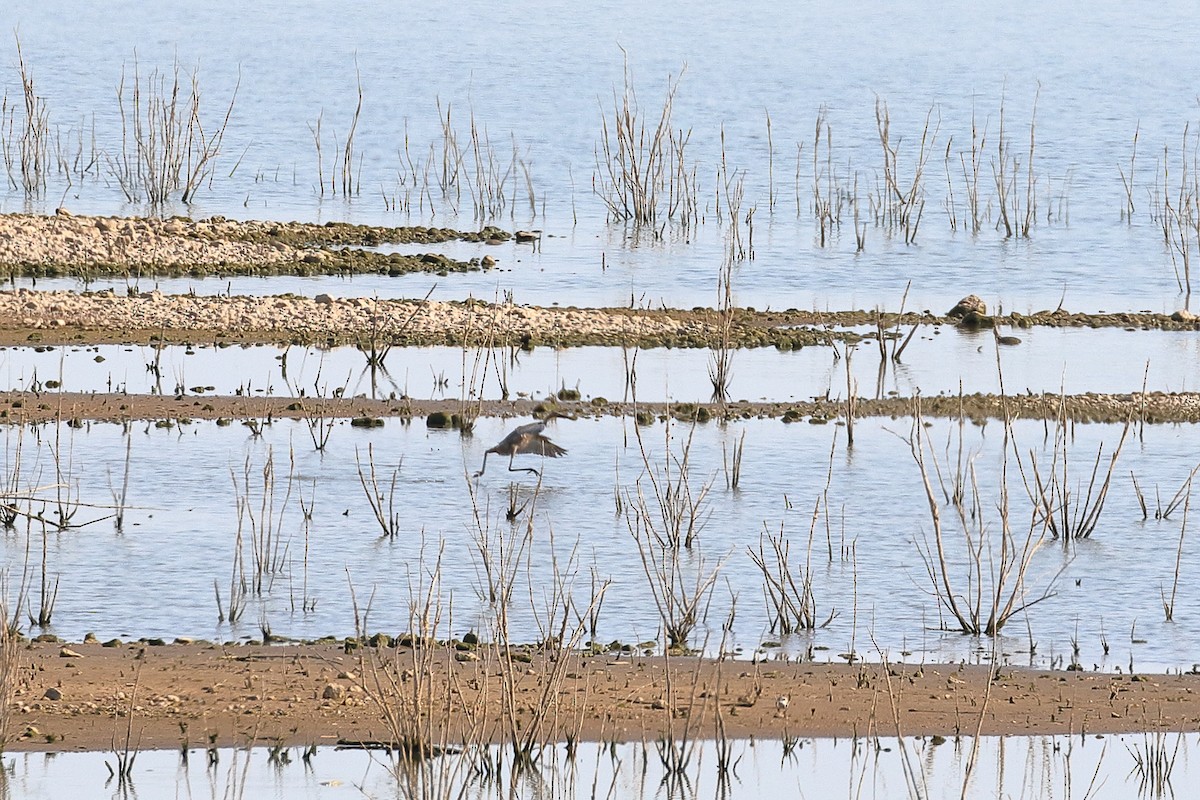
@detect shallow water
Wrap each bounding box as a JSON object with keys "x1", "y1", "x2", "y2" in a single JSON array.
[
  {"x1": 2, "y1": 2, "x2": 1196, "y2": 790},
  {"x1": 2, "y1": 734, "x2": 1195, "y2": 799},
  {"x1": 4, "y1": 324, "x2": 1200, "y2": 402},
  {"x1": 0, "y1": 416, "x2": 1196, "y2": 670},
  {"x1": 2, "y1": 1, "x2": 1200, "y2": 312}
]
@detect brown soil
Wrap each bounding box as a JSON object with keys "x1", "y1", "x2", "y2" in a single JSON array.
[
  {"x1": 9, "y1": 641, "x2": 1200, "y2": 753},
  {"x1": 2, "y1": 389, "x2": 1197, "y2": 425}
]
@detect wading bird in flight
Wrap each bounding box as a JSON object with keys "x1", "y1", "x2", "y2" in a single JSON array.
[{"x1": 474, "y1": 421, "x2": 566, "y2": 477}]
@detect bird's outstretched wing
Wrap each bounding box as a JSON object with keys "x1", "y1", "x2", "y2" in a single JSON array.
[
  {"x1": 510, "y1": 421, "x2": 546, "y2": 437},
  {"x1": 528, "y1": 436, "x2": 567, "y2": 458}
]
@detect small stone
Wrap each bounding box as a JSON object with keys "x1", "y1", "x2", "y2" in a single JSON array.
[
  {"x1": 43, "y1": 688, "x2": 62, "y2": 701},
  {"x1": 514, "y1": 230, "x2": 541, "y2": 243},
  {"x1": 314, "y1": 293, "x2": 334, "y2": 305},
  {"x1": 59, "y1": 647, "x2": 82, "y2": 658},
  {"x1": 455, "y1": 651, "x2": 479, "y2": 662},
  {"x1": 1171, "y1": 309, "x2": 1196, "y2": 322},
  {"x1": 336, "y1": 671, "x2": 357, "y2": 680},
  {"x1": 322, "y1": 683, "x2": 346, "y2": 701},
  {"x1": 83, "y1": 632, "x2": 99, "y2": 644},
  {"x1": 481, "y1": 255, "x2": 497, "y2": 268}
]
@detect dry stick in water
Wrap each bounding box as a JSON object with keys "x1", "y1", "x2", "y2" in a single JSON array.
[
  {"x1": 355, "y1": 444, "x2": 401, "y2": 538},
  {"x1": 341, "y1": 62, "x2": 363, "y2": 198},
  {"x1": 1163, "y1": 487, "x2": 1190, "y2": 622},
  {"x1": 942, "y1": 135, "x2": 959, "y2": 231},
  {"x1": 1020, "y1": 85, "x2": 1040, "y2": 237},
  {"x1": 765, "y1": 108, "x2": 775, "y2": 210},
  {"x1": 875, "y1": 98, "x2": 937, "y2": 244},
  {"x1": 844, "y1": 345, "x2": 857, "y2": 447},
  {"x1": 747, "y1": 520, "x2": 832, "y2": 634},
  {"x1": 1023, "y1": 395, "x2": 1131, "y2": 542},
  {"x1": 12, "y1": 35, "x2": 49, "y2": 198},
  {"x1": 721, "y1": 428, "x2": 745, "y2": 490},
  {"x1": 110, "y1": 434, "x2": 132, "y2": 532},
  {"x1": 595, "y1": 52, "x2": 690, "y2": 228},
  {"x1": 1119, "y1": 122, "x2": 1140, "y2": 222},
  {"x1": 908, "y1": 397, "x2": 1056, "y2": 636},
  {"x1": 875, "y1": 648, "x2": 929, "y2": 799},
  {"x1": 708, "y1": 245, "x2": 735, "y2": 407},
  {"x1": 625, "y1": 419, "x2": 722, "y2": 648},
  {"x1": 960, "y1": 105, "x2": 988, "y2": 235}
]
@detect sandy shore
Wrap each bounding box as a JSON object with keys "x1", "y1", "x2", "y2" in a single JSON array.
[{"x1": 8, "y1": 641, "x2": 1200, "y2": 753}]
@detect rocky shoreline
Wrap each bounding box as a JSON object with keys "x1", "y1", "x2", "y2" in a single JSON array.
[
  {"x1": 0, "y1": 389, "x2": 1193, "y2": 425},
  {"x1": 0, "y1": 212, "x2": 509, "y2": 278},
  {"x1": 0, "y1": 213, "x2": 1196, "y2": 352},
  {"x1": 2, "y1": 287, "x2": 1199, "y2": 352}
]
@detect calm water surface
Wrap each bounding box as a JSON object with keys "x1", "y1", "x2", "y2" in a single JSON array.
[
  {"x1": 0, "y1": 416, "x2": 1196, "y2": 671},
  {"x1": 2, "y1": 735, "x2": 1195, "y2": 799},
  {"x1": 4, "y1": 325, "x2": 1200, "y2": 401},
  {"x1": 1, "y1": 1, "x2": 1199, "y2": 312}
]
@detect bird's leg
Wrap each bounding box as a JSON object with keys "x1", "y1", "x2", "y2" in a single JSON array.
[
  {"x1": 473, "y1": 452, "x2": 489, "y2": 478},
  {"x1": 507, "y1": 454, "x2": 539, "y2": 475}
]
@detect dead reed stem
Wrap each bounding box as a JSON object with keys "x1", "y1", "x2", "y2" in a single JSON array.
[
  {"x1": 355, "y1": 443, "x2": 402, "y2": 538},
  {"x1": 1021, "y1": 397, "x2": 1130, "y2": 542},
  {"x1": 1119, "y1": 122, "x2": 1140, "y2": 222},
  {"x1": 874, "y1": 98, "x2": 936, "y2": 244},
  {"x1": 909, "y1": 400, "x2": 1057, "y2": 636},
  {"x1": 595, "y1": 52, "x2": 696, "y2": 229},
  {"x1": 109, "y1": 54, "x2": 238, "y2": 205},
  {"x1": 1163, "y1": 487, "x2": 1190, "y2": 622}
]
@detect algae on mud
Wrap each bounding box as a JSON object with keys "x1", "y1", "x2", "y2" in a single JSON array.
[
  {"x1": 0, "y1": 390, "x2": 1192, "y2": 424},
  {"x1": 0, "y1": 213, "x2": 510, "y2": 279}
]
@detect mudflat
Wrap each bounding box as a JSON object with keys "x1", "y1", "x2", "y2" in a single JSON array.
[{"x1": 8, "y1": 641, "x2": 1200, "y2": 753}]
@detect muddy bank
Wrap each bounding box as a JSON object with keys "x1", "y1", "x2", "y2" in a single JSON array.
[
  {"x1": 7, "y1": 640, "x2": 1200, "y2": 753},
  {"x1": 0, "y1": 390, "x2": 1193, "y2": 425},
  {"x1": 2, "y1": 288, "x2": 1199, "y2": 352},
  {"x1": 0, "y1": 213, "x2": 509, "y2": 278}
]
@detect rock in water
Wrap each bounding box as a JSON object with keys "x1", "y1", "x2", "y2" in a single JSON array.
[{"x1": 947, "y1": 294, "x2": 986, "y2": 317}]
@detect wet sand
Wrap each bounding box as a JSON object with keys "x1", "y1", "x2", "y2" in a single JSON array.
[
  {"x1": 0, "y1": 389, "x2": 1194, "y2": 425},
  {"x1": 9, "y1": 641, "x2": 1200, "y2": 753}
]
